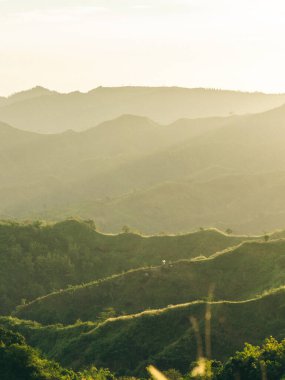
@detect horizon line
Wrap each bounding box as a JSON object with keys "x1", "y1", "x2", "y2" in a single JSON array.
[{"x1": 2, "y1": 84, "x2": 285, "y2": 98}]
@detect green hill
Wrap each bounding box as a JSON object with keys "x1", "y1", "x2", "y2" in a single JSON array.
[
  {"x1": 0, "y1": 220, "x2": 248, "y2": 314},
  {"x1": 4, "y1": 288, "x2": 285, "y2": 376},
  {"x1": 16, "y1": 239, "x2": 285, "y2": 325}
]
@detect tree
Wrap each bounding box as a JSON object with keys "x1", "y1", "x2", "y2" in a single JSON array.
[
  {"x1": 215, "y1": 337, "x2": 285, "y2": 380},
  {"x1": 84, "y1": 219, "x2": 97, "y2": 230},
  {"x1": 122, "y1": 225, "x2": 131, "y2": 234}
]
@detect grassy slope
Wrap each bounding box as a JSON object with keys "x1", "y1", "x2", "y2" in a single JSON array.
[
  {"x1": 4, "y1": 288, "x2": 285, "y2": 376},
  {"x1": 16, "y1": 238, "x2": 285, "y2": 325},
  {"x1": 0, "y1": 220, "x2": 249, "y2": 314}
]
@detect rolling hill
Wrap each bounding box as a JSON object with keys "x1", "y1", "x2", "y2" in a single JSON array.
[
  {"x1": 0, "y1": 220, "x2": 249, "y2": 315},
  {"x1": 15, "y1": 238, "x2": 285, "y2": 325},
  {"x1": 4, "y1": 288, "x2": 285, "y2": 376}
]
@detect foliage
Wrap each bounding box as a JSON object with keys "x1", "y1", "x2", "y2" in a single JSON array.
[
  {"x1": 0, "y1": 220, "x2": 249, "y2": 314},
  {"x1": 0, "y1": 327, "x2": 78, "y2": 379},
  {"x1": 4, "y1": 288, "x2": 285, "y2": 377},
  {"x1": 16, "y1": 239, "x2": 285, "y2": 324},
  {"x1": 214, "y1": 337, "x2": 285, "y2": 380},
  {"x1": 0, "y1": 326, "x2": 117, "y2": 380}
]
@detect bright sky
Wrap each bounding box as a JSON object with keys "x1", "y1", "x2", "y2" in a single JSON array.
[{"x1": 0, "y1": 0, "x2": 285, "y2": 96}]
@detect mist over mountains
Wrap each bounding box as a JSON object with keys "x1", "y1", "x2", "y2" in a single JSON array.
[
  {"x1": 1, "y1": 86, "x2": 285, "y2": 133},
  {"x1": 2, "y1": 0, "x2": 285, "y2": 375},
  {"x1": 2, "y1": 85, "x2": 285, "y2": 379},
  {"x1": 1, "y1": 86, "x2": 285, "y2": 234}
]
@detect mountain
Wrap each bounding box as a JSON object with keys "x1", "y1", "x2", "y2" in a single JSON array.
[
  {"x1": 1, "y1": 104, "x2": 285, "y2": 234},
  {"x1": 0, "y1": 113, "x2": 226, "y2": 169},
  {"x1": 0, "y1": 121, "x2": 42, "y2": 149},
  {"x1": 0, "y1": 97, "x2": 7, "y2": 107},
  {"x1": 4, "y1": 288, "x2": 285, "y2": 376},
  {"x1": 0, "y1": 220, "x2": 250, "y2": 314},
  {"x1": 92, "y1": 104, "x2": 285, "y2": 195},
  {"x1": 6, "y1": 86, "x2": 54, "y2": 105},
  {"x1": 0, "y1": 113, "x2": 226, "y2": 220},
  {"x1": 16, "y1": 238, "x2": 285, "y2": 325},
  {"x1": 43, "y1": 171, "x2": 285, "y2": 234},
  {"x1": 1, "y1": 86, "x2": 285, "y2": 133},
  {"x1": 63, "y1": 104, "x2": 285, "y2": 233}
]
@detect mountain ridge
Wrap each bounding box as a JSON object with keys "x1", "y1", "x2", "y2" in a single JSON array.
[
  {"x1": 1, "y1": 86, "x2": 285, "y2": 133},
  {"x1": 15, "y1": 237, "x2": 285, "y2": 324}
]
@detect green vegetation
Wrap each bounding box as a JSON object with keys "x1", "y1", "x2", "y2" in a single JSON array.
[
  {"x1": 0, "y1": 220, "x2": 249, "y2": 315},
  {"x1": 213, "y1": 337, "x2": 285, "y2": 379},
  {"x1": 2, "y1": 88, "x2": 285, "y2": 378},
  {"x1": 3, "y1": 322, "x2": 285, "y2": 379},
  {"x1": 1, "y1": 218, "x2": 285, "y2": 379},
  {"x1": 3, "y1": 288, "x2": 285, "y2": 377},
  {"x1": 16, "y1": 239, "x2": 285, "y2": 324},
  {"x1": 0, "y1": 326, "x2": 112, "y2": 380}
]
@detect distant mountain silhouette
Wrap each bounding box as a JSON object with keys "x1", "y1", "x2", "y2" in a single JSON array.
[
  {"x1": 6, "y1": 86, "x2": 54, "y2": 105},
  {"x1": 1, "y1": 86, "x2": 285, "y2": 133}
]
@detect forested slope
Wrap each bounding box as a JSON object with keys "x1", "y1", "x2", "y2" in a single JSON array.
[
  {"x1": 0, "y1": 220, "x2": 249, "y2": 314},
  {"x1": 3, "y1": 288, "x2": 285, "y2": 376},
  {"x1": 16, "y1": 239, "x2": 285, "y2": 324}
]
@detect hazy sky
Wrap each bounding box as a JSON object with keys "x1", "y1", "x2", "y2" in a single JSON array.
[{"x1": 0, "y1": 0, "x2": 285, "y2": 95}]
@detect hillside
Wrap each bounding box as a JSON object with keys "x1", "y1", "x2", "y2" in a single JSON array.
[
  {"x1": 0, "y1": 104, "x2": 285, "y2": 235},
  {"x1": 0, "y1": 220, "x2": 249, "y2": 314},
  {"x1": 0, "y1": 327, "x2": 81, "y2": 380},
  {"x1": 67, "y1": 104, "x2": 285, "y2": 234},
  {"x1": 1, "y1": 87, "x2": 285, "y2": 133},
  {"x1": 15, "y1": 238, "x2": 285, "y2": 325},
  {"x1": 3, "y1": 2, "x2": 285, "y2": 378},
  {"x1": 4, "y1": 288, "x2": 285, "y2": 376},
  {"x1": 48, "y1": 172, "x2": 285, "y2": 234},
  {"x1": 90, "y1": 105, "x2": 285, "y2": 196},
  {"x1": 0, "y1": 113, "x2": 228, "y2": 221},
  {"x1": 0, "y1": 121, "x2": 42, "y2": 150},
  {"x1": 0, "y1": 326, "x2": 105, "y2": 380},
  {"x1": 0, "y1": 97, "x2": 6, "y2": 107}
]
